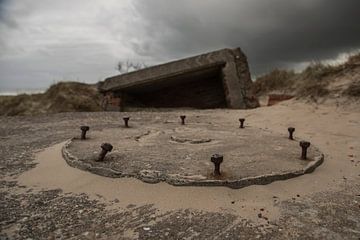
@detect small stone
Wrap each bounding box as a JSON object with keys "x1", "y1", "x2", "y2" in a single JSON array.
[{"x1": 143, "y1": 227, "x2": 151, "y2": 231}]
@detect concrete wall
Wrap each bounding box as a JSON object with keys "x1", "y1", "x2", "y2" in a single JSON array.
[{"x1": 99, "y1": 48, "x2": 258, "y2": 110}]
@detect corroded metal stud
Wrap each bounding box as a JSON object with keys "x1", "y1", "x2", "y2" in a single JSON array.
[
  {"x1": 123, "y1": 117, "x2": 130, "y2": 128},
  {"x1": 299, "y1": 141, "x2": 310, "y2": 160},
  {"x1": 97, "y1": 143, "x2": 113, "y2": 162},
  {"x1": 80, "y1": 126, "x2": 90, "y2": 140},
  {"x1": 180, "y1": 115, "x2": 186, "y2": 125},
  {"x1": 239, "y1": 118, "x2": 245, "y2": 128},
  {"x1": 288, "y1": 127, "x2": 295, "y2": 140},
  {"x1": 211, "y1": 154, "x2": 224, "y2": 176}
]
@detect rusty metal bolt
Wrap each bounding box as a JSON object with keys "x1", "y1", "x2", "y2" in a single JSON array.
[
  {"x1": 97, "y1": 143, "x2": 113, "y2": 162},
  {"x1": 299, "y1": 141, "x2": 311, "y2": 160},
  {"x1": 239, "y1": 118, "x2": 245, "y2": 128},
  {"x1": 180, "y1": 115, "x2": 186, "y2": 125},
  {"x1": 211, "y1": 154, "x2": 224, "y2": 176},
  {"x1": 123, "y1": 117, "x2": 130, "y2": 128},
  {"x1": 288, "y1": 127, "x2": 295, "y2": 140},
  {"x1": 80, "y1": 126, "x2": 90, "y2": 140}
]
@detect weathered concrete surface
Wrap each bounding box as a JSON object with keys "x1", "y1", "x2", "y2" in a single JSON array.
[
  {"x1": 1, "y1": 103, "x2": 359, "y2": 239},
  {"x1": 98, "y1": 48, "x2": 258, "y2": 110},
  {"x1": 62, "y1": 119, "x2": 323, "y2": 188}
]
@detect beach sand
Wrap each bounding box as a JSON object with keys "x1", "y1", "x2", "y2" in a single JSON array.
[
  {"x1": 0, "y1": 100, "x2": 360, "y2": 239},
  {"x1": 16, "y1": 100, "x2": 360, "y2": 223}
]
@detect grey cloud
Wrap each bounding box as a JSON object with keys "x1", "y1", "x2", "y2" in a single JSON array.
[
  {"x1": 0, "y1": 41, "x2": 118, "y2": 91},
  {"x1": 0, "y1": 1, "x2": 136, "y2": 92}
]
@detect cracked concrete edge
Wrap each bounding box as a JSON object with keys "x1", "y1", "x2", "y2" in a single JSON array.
[{"x1": 61, "y1": 138, "x2": 325, "y2": 189}]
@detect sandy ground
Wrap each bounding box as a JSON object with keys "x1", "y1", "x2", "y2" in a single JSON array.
[{"x1": 1, "y1": 100, "x2": 360, "y2": 239}]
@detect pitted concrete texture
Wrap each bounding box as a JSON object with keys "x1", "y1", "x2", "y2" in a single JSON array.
[{"x1": 62, "y1": 115, "x2": 324, "y2": 188}]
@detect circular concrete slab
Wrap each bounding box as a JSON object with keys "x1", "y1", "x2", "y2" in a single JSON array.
[{"x1": 62, "y1": 118, "x2": 324, "y2": 189}]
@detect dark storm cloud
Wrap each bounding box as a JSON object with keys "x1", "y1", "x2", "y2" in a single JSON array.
[
  {"x1": 133, "y1": 0, "x2": 360, "y2": 74},
  {"x1": 0, "y1": 1, "x2": 137, "y2": 92}
]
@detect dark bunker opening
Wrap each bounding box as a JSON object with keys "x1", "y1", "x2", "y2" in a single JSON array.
[{"x1": 121, "y1": 64, "x2": 226, "y2": 109}]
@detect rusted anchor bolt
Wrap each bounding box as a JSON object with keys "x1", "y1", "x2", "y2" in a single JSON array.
[
  {"x1": 299, "y1": 141, "x2": 311, "y2": 160},
  {"x1": 97, "y1": 143, "x2": 113, "y2": 162},
  {"x1": 239, "y1": 118, "x2": 245, "y2": 128},
  {"x1": 288, "y1": 127, "x2": 295, "y2": 140},
  {"x1": 80, "y1": 126, "x2": 90, "y2": 140},
  {"x1": 211, "y1": 154, "x2": 223, "y2": 176},
  {"x1": 180, "y1": 115, "x2": 186, "y2": 125},
  {"x1": 123, "y1": 117, "x2": 130, "y2": 128}
]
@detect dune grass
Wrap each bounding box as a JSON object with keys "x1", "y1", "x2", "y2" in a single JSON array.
[
  {"x1": 0, "y1": 82, "x2": 102, "y2": 116},
  {"x1": 253, "y1": 53, "x2": 360, "y2": 99}
]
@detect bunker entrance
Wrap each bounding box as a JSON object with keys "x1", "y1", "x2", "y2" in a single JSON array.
[{"x1": 122, "y1": 65, "x2": 227, "y2": 109}]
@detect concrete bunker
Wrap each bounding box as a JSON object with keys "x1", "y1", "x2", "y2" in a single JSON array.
[{"x1": 98, "y1": 48, "x2": 258, "y2": 111}]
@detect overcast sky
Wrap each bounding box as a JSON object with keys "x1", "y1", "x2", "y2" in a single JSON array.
[{"x1": 0, "y1": 0, "x2": 359, "y2": 92}]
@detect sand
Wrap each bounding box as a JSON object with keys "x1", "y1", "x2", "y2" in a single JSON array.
[{"x1": 14, "y1": 100, "x2": 360, "y2": 226}]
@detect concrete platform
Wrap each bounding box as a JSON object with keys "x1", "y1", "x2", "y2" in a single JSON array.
[{"x1": 62, "y1": 116, "x2": 324, "y2": 188}]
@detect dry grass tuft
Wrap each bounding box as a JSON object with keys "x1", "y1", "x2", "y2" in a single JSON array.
[
  {"x1": 253, "y1": 69, "x2": 295, "y2": 96},
  {"x1": 343, "y1": 82, "x2": 360, "y2": 97}
]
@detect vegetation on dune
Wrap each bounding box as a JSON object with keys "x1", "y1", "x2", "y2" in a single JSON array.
[
  {"x1": 0, "y1": 82, "x2": 102, "y2": 116},
  {"x1": 346, "y1": 53, "x2": 360, "y2": 66},
  {"x1": 42, "y1": 82, "x2": 102, "y2": 113},
  {"x1": 343, "y1": 81, "x2": 360, "y2": 97},
  {"x1": 253, "y1": 69, "x2": 296, "y2": 95},
  {"x1": 253, "y1": 53, "x2": 360, "y2": 100}
]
